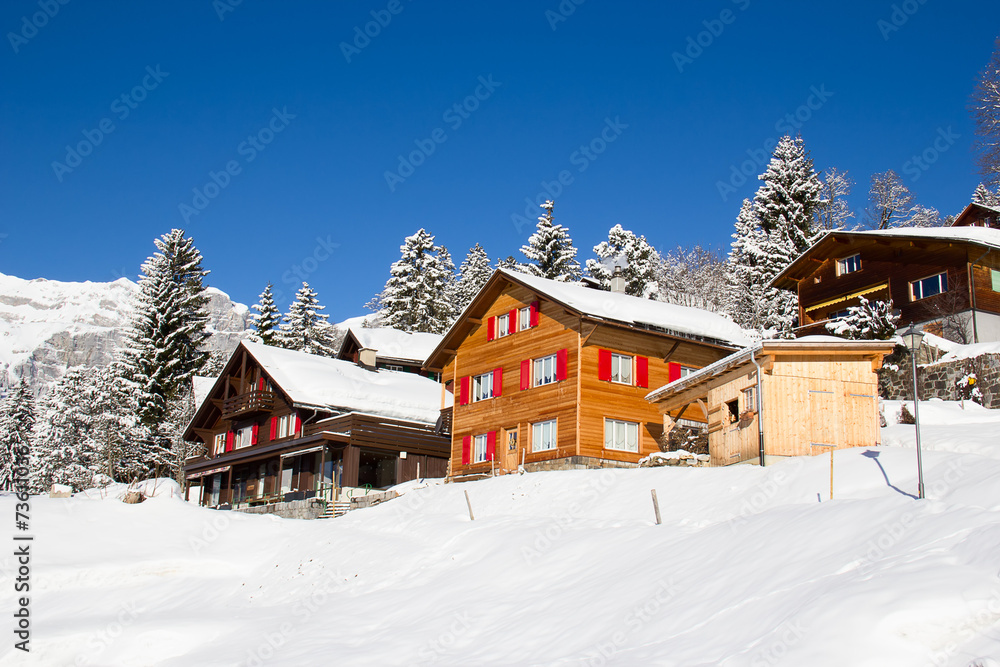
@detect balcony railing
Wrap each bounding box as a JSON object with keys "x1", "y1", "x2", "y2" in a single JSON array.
[{"x1": 221, "y1": 390, "x2": 275, "y2": 420}]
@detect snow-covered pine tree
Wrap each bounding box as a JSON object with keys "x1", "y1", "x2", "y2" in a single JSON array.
[
  {"x1": 973, "y1": 182, "x2": 1000, "y2": 207},
  {"x1": 455, "y1": 244, "x2": 493, "y2": 314},
  {"x1": 279, "y1": 283, "x2": 339, "y2": 356},
  {"x1": 122, "y1": 229, "x2": 211, "y2": 430},
  {"x1": 496, "y1": 255, "x2": 522, "y2": 271},
  {"x1": 0, "y1": 379, "x2": 35, "y2": 491},
  {"x1": 30, "y1": 369, "x2": 102, "y2": 492},
  {"x1": 91, "y1": 359, "x2": 157, "y2": 482},
  {"x1": 825, "y1": 297, "x2": 899, "y2": 340},
  {"x1": 368, "y1": 229, "x2": 457, "y2": 333},
  {"x1": 249, "y1": 283, "x2": 281, "y2": 346},
  {"x1": 437, "y1": 244, "x2": 458, "y2": 319},
  {"x1": 585, "y1": 224, "x2": 660, "y2": 298},
  {"x1": 753, "y1": 135, "x2": 823, "y2": 255},
  {"x1": 520, "y1": 200, "x2": 581, "y2": 282}
]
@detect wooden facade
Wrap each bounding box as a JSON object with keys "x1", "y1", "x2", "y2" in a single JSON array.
[
  {"x1": 183, "y1": 342, "x2": 449, "y2": 507},
  {"x1": 952, "y1": 202, "x2": 1000, "y2": 229},
  {"x1": 424, "y1": 270, "x2": 745, "y2": 477},
  {"x1": 771, "y1": 226, "x2": 1000, "y2": 342},
  {"x1": 647, "y1": 340, "x2": 896, "y2": 465}
]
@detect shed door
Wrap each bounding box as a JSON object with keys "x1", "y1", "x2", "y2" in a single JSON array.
[
  {"x1": 808, "y1": 383, "x2": 840, "y2": 450},
  {"x1": 842, "y1": 383, "x2": 879, "y2": 448}
]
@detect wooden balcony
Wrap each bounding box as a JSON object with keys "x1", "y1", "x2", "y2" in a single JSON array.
[{"x1": 221, "y1": 390, "x2": 275, "y2": 420}]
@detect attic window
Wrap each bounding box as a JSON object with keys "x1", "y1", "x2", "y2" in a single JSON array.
[{"x1": 836, "y1": 254, "x2": 861, "y2": 276}]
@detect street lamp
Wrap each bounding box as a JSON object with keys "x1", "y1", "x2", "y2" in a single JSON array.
[{"x1": 900, "y1": 323, "x2": 925, "y2": 499}]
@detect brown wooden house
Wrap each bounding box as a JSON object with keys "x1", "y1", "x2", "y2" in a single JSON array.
[
  {"x1": 336, "y1": 326, "x2": 443, "y2": 378},
  {"x1": 423, "y1": 269, "x2": 751, "y2": 477},
  {"x1": 771, "y1": 225, "x2": 1000, "y2": 342},
  {"x1": 183, "y1": 341, "x2": 451, "y2": 507},
  {"x1": 646, "y1": 338, "x2": 895, "y2": 466},
  {"x1": 952, "y1": 202, "x2": 1000, "y2": 229}
]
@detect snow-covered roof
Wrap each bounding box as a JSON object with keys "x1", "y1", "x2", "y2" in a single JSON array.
[
  {"x1": 499, "y1": 268, "x2": 750, "y2": 348},
  {"x1": 345, "y1": 327, "x2": 443, "y2": 364},
  {"x1": 243, "y1": 341, "x2": 451, "y2": 424},
  {"x1": 843, "y1": 225, "x2": 1000, "y2": 248}
]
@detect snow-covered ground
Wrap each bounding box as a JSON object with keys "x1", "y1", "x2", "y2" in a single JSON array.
[{"x1": 3, "y1": 402, "x2": 1000, "y2": 666}]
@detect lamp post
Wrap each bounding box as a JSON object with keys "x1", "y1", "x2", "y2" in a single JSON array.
[{"x1": 900, "y1": 324, "x2": 925, "y2": 499}]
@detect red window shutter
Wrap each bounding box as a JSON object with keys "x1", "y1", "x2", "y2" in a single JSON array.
[
  {"x1": 520, "y1": 359, "x2": 531, "y2": 390},
  {"x1": 529, "y1": 301, "x2": 540, "y2": 327},
  {"x1": 668, "y1": 362, "x2": 682, "y2": 383},
  {"x1": 269, "y1": 417, "x2": 277, "y2": 440},
  {"x1": 556, "y1": 348, "x2": 568, "y2": 381},
  {"x1": 462, "y1": 436, "x2": 471, "y2": 465},
  {"x1": 487, "y1": 316, "x2": 496, "y2": 341},
  {"x1": 493, "y1": 368, "x2": 503, "y2": 397},
  {"x1": 225, "y1": 431, "x2": 234, "y2": 452},
  {"x1": 636, "y1": 356, "x2": 649, "y2": 388},
  {"x1": 509, "y1": 308, "x2": 518, "y2": 333},
  {"x1": 460, "y1": 376, "x2": 470, "y2": 405},
  {"x1": 257, "y1": 377, "x2": 265, "y2": 391},
  {"x1": 251, "y1": 423, "x2": 259, "y2": 445},
  {"x1": 487, "y1": 431, "x2": 497, "y2": 461},
  {"x1": 598, "y1": 349, "x2": 612, "y2": 381},
  {"x1": 294, "y1": 415, "x2": 302, "y2": 436}
]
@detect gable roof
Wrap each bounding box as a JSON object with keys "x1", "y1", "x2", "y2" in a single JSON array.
[
  {"x1": 953, "y1": 201, "x2": 1000, "y2": 225},
  {"x1": 337, "y1": 326, "x2": 443, "y2": 365},
  {"x1": 771, "y1": 226, "x2": 1000, "y2": 290},
  {"x1": 425, "y1": 268, "x2": 750, "y2": 369}
]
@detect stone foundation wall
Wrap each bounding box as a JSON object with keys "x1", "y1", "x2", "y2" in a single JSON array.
[
  {"x1": 234, "y1": 498, "x2": 327, "y2": 520},
  {"x1": 879, "y1": 349, "x2": 1000, "y2": 409},
  {"x1": 522, "y1": 456, "x2": 638, "y2": 473}
]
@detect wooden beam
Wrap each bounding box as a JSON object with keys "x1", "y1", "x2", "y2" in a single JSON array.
[
  {"x1": 662, "y1": 340, "x2": 681, "y2": 363},
  {"x1": 467, "y1": 318, "x2": 482, "y2": 325},
  {"x1": 581, "y1": 322, "x2": 600, "y2": 345}
]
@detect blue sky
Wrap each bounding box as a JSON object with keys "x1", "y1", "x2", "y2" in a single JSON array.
[{"x1": 2, "y1": 1, "x2": 998, "y2": 321}]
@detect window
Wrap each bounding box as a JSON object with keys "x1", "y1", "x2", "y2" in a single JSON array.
[
  {"x1": 532, "y1": 420, "x2": 557, "y2": 452},
  {"x1": 497, "y1": 313, "x2": 511, "y2": 338},
  {"x1": 534, "y1": 354, "x2": 557, "y2": 387},
  {"x1": 214, "y1": 432, "x2": 226, "y2": 456},
  {"x1": 473, "y1": 371, "x2": 494, "y2": 402},
  {"x1": 235, "y1": 425, "x2": 253, "y2": 449},
  {"x1": 837, "y1": 254, "x2": 862, "y2": 276},
  {"x1": 474, "y1": 434, "x2": 490, "y2": 463},
  {"x1": 991, "y1": 269, "x2": 1000, "y2": 293},
  {"x1": 605, "y1": 419, "x2": 639, "y2": 452},
  {"x1": 519, "y1": 306, "x2": 531, "y2": 331},
  {"x1": 384, "y1": 364, "x2": 404, "y2": 372},
  {"x1": 742, "y1": 386, "x2": 756, "y2": 412},
  {"x1": 828, "y1": 309, "x2": 850, "y2": 321},
  {"x1": 679, "y1": 365, "x2": 697, "y2": 378},
  {"x1": 277, "y1": 414, "x2": 297, "y2": 439},
  {"x1": 726, "y1": 400, "x2": 739, "y2": 423},
  {"x1": 610, "y1": 353, "x2": 632, "y2": 384},
  {"x1": 910, "y1": 272, "x2": 948, "y2": 300}
]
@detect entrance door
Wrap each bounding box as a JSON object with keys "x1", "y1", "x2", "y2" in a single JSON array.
[{"x1": 503, "y1": 426, "x2": 519, "y2": 473}]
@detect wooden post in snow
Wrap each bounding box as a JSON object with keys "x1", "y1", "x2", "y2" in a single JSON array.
[
  {"x1": 464, "y1": 489, "x2": 475, "y2": 521},
  {"x1": 811, "y1": 443, "x2": 836, "y2": 500},
  {"x1": 651, "y1": 489, "x2": 662, "y2": 525}
]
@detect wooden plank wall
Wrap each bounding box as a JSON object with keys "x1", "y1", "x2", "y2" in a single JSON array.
[{"x1": 706, "y1": 370, "x2": 759, "y2": 466}]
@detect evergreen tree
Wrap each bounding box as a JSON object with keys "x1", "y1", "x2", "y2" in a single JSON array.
[
  {"x1": 973, "y1": 182, "x2": 1000, "y2": 206},
  {"x1": 91, "y1": 359, "x2": 154, "y2": 482},
  {"x1": 279, "y1": 283, "x2": 339, "y2": 356},
  {"x1": 455, "y1": 244, "x2": 494, "y2": 314},
  {"x1": 368, "y1": 229, "x2": 457, "y2": 333},
  {"x1": 585, "y1": 224, "x2": 660, "y2": 298},
  {"x1": 123, "y1": 229, "x2": 210, "y2": 430},
  {"x1": 0, "y1": 379, "x2": 35, "y2": 491},
  {"x1": 825, "y1": 297, "x2": 899, "y2": 340},
  {"x1": 753, "y1": 135, "x2": 823, "y2": 254},
  {"x1": 30, "y1": 369, "x2": 102, "y2": 492},
  {"x1": 520, "y1": 200, "x2": 581, "y2": 282},
  {"x1": 248, "y1": 283, "x2": 281, "y2": 346},
  {"x1": 436, "y1": 244, "x2": 458, "y2": 317},
  {"x1": 496, "y1": 255, "x2": 522, "y2": 271}
]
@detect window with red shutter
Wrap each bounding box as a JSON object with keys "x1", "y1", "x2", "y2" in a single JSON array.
[
  {"x1": 462, "y1": 436, "x2": 471, "y2": 465},
  {"x1": 509, "y1": 308, "x2": 518, "y2": 333},
  {"x1": 668, "y1": 362, "x2": 682, "y2": 383},
  {"x1": 460, "y1": 376, "x2": 470, "y2": 405},
  {"x1": 251, "y1": 423, "x2": 259, "y2": 445},
  {"x1": 257, "y1": 377, "x2": 265, "y2": 391},
  {"x1": 225, "y1": 431, "x2": 234, "y2": 452},
  {"x1": 486, "y1": 431, "x2": 497, "y2": 460},
  {"x1": 269, "y1": 417, "x2": 277, "y2": 441},
  {"x1": 294, "y1": 415, "x2": 301, "y2": 436},
  {"x1": 520, "y1": 359, "x2": 531, "y2": 390},
  {"x1": 487, "y1": 316, "x2": 496, "y2": 341},
  {"x1": 529, "y1": 301, "x2": 540, "y2": 327},
  {"x1": 493, "y1": 368, "x2": 503, "y2": 397},
  {"x1": 598, "y1": 349, "x2": 612, "y2": 381},
  {"x1": 556, "y1": 349, "x2": 568, "y2": 381},
  {"x1": 636, "y1": 356, "x2": 649, "y2": 388}
]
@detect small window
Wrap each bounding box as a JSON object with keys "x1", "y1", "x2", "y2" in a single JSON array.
[
  {"x1": 837, "y1": 254, "x2": 862, "y2": 276},
  {"x1": 277, "y1": 414, "x2": 296, "y2": 439},
  {"x1": 910, "y1": 272, "x2": 948, "y2": 301},
  {"x1": 604, "y1": 419, "x2": 639, "y2": 452},
  {"x1": 235, "y1": 425, "x2": 253, "y2": 449},
  {"x1": 532, "y1": 420, "x2": 557, "y2": 452},
  {"x1": 828, "y1": 308, "x2": 851, "y2": 321},
  {"x1": 214, "y1": 432, "x2": 227, "y2": 456},
  {"x1": 473, "y1": 434, "x2": 490, "y2": 463},
  {"x1": 679, "y1": 365, "x2": 697, "y2": 378},
  {"x1": 726, "y1": 400, "x2": 739, "y2": 423},
  {"x1": 991, "y1": 269, "x2": 1000, "y2": 293},
  {"x1": 497, "y1": 313, "x2": 511, "y2": 338},
  {"x1": 742, "y1": 386, "x2": 756, "y2": 412},
  {"x1": 473, "y1": 371, "x2": 494, "y2": 402},
  {"x1": 519, "y1": 307, "x2": 531, "y2": 331},
  {"x1": 610, "y1": 353, "x2": 632, "y2": 384},
  {"x1": 534, "y1": 354, "x2": 557, "y2": 387},
  {"x1": 384, "y1": 364, "x2": 404, "y2": 372}
]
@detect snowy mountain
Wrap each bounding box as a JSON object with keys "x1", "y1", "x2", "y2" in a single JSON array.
[{"x1": 0, "y1": 272, "x2": 250, "y2": 394}]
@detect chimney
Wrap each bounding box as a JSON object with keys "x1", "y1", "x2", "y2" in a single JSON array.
[
  {"x1": 610, "y1": 265, "x2": 626, "y2": 294},
  {"x1": 358, "y1": 347, "x2": 377, "y2": 370}
]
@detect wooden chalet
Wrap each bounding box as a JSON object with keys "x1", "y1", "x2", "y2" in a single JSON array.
[
  {"x1": 336, "y1": 326, "x2": 443, "y2": 378},
  {"x1": 952, "y1": 202, "x2": 1000, "y2": 229},
  {"x1": 771, "y1": 225, "x2": 1000, "y2": 342},
  {"x1": 183, "y1": 341, "x2": 451, "y2": 508},
  {"x1": 423, "y1": 269, "x2": 751, "y2": 477},
  {"x1": 646, "y1": 338, "x2": 895, "y2": 466}
]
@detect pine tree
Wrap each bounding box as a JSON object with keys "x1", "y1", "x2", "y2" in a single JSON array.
[
  {"x1": 520, "y1": 200, "x2": 581, "y2": 282},
  {"x1": 455, "y1": 244, "x2": 493, "y2": 314},
  {"x1": 369, "y1": 229, "x2": 457, "y2": 333},
  {"x1": 91, "y1": 359, "x2": 154, "y2": 482},
  {"x1": 825, "y1": 297, "x2": 899, "y2": 340},
  {"x1": 973, "y1": 182, "x2": 1000, "y2": 206},
  {"x1": 249, "y1": 283, "x2": 281, "y2": 346},
  {"x1": 586, "y1": 224, "x2": 660, "y2": 298},
  {"x1": 30, "y1": 369, "x2": 102, "y2": 492},
  {"x1": 436, "y1": 244, "x2": 458, "y2": 319},
  {"x1": 0, "y1": 379, "x2": 34, "y2": 491},
  {"x1": 123, "y1": 229, "x2": 210, "y2": 430},
  {"x1": 753, "y1": 135, "x2": 823, "y2": 255},
  {"x1": 279, "y1": 283, "x2": 339, "y2": 356}
]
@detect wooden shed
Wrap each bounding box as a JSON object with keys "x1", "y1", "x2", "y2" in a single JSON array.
[{"x1": 645, "y1": 338, "x2": 896, "y2": 466}]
